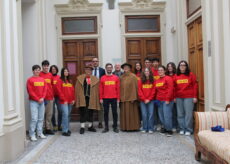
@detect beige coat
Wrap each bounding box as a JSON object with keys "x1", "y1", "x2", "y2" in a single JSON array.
[
  {"x1": 75, "y1": 74, "x2": 100, "y2": 110},
  {"x1": 120, "y1": 72, "x2": 138, "y2": 102}
]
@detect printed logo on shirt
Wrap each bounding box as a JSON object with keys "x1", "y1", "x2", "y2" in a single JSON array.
[
  {"x1": 176, "y1": 79, "x2": 189, "y2": 84},
  {"x1": 143, "y1": 84, "x2": 153, "y2": 89},
  {"x1": 154, "y1": 76, "x2": 160, "y2": 80},
  {"x1": 45, "y1": 79, "x2": 51, "y2": 83},
  {"x1": 105, "y1": 81, "x2": 115, "y2": 85},
  {"x1": 53, "y1": 80, "x2": 57, "y2": 85},
  {"x1": 34, "y1": 82, "x2": 44, "y2": 86},
  {"x1": 63, "y1": 83, "x2": 73, "y2": 87},
  {"x1": 156, "y1": 82, "x2": 164, "y2": 87}
]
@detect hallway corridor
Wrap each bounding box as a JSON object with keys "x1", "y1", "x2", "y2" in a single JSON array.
[{"x1": 14, "y1": 123, "x2": 209, "y2": 164}]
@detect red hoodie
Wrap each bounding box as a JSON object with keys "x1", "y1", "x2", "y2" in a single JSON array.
[
  {"x1": 151, "y1": 67, "x2": 160, "y2": 80},
  {"x1": 27, "y1": 76, "x2": 47, "y2": 102},
  {"x1": 174, "y1": 72, "x2": 198, "y2": 98},
  {"x1": 52, "y1": 75, "x2": 60, "y2": 97},
  {"x1": 155, "y1": 75, "x2": 174, "y2": 101},
  {"x1": 100, "y1": 75, "x2": 120, "y2": 100},
  {"x1": 39, "y1": 72, "x2": 54, "y2": 100},
  {"x1": 57, "y1": 79, "x2": 75, "y2": 104},
  {"x1": 138, "y1": 80, "x2": 155, "y2": 101}
]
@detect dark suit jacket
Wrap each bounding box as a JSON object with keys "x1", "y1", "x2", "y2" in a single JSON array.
[{"x1": 98, "y1": 67, "x2": 105, "y2": 78}]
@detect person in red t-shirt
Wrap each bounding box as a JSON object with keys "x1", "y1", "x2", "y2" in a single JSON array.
[
  {"x1": 27, "y1": 65, "x2": 47, "y2": 141},
  {"x1": 166, "y1": 62, "x2": 177, "y2": 132},
  {"x1": 100, "y1": 63, "x2": 120, "y2": 133},
  {"x1": 49, "y1": 65, "x2": 62, "y2": 131},
  {"x1": 138, "y1": 68, "x2": 155, "y2": 133},
  {"x1": 174, "y1": 60, "x2": 198, "y2": 136},
  {"x1": 155, "y1": 65, "x2": 174, "y2": 137},
  {"x1": 39, "y1": 60, "x2": 55, "y2": 135},
  {"x1": 57, "y1": 68, "x2": 75, "y2": 136}
]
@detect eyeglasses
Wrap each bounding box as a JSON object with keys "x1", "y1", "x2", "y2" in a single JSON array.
[
  {"x1": 92, "y1": 61, "x2": 99, "y2": 62},
  {"x1": 180, "y1": 64, "x2": 186, "y2": 66}
]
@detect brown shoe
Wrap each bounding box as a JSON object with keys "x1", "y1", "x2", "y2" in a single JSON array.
[{"x1": 98, "y1": 123, "x2": 103, "y2": 128}]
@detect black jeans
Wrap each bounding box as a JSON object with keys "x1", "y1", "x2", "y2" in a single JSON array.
[
  {"x1": 103, "y1": 98, "x2": 118, "y2": 129},
  {"x1": 80, "y1": 97, "x2": 94, "y2": 123}
]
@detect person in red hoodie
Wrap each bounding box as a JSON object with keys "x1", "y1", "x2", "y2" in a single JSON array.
[
  {"x1": 166, "y1": 62, "x2": 177, "y2": 132},
  {"x1": 174, "y1": 60, "x2": 198, "y2": 136},
  {"x1": 151, "y1": 58, "x2": 160, "y2": 81},
  {"x1": 57, "y1": 68, "x2": 75, "y2": 136},
  {"x1": 155, "y1": 65, "x2": 174, "y2": 137},
  {"x1": 39, "y1": 60, "x2": 55, "y2": 135},
  {"x1": 134, "y1": 62, "x2": 142, "y2": 80},
  {"x1": 49, "y1": 65, "x2": 62, "y2": 131},
  {"x1": 100, "y1": 63, "x2": 120, "y2": 133},
  {"x1": 27, "y1": 65, "x2": 47, "y2": 141},
  {"x1": 138, "y1": 68, "x2": 155, "y2": 133}
]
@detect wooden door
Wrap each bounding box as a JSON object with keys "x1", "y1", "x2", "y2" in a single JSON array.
[
  {"x1": 126, "y1": 37, "x2": 161, "y2": 72},
  {"x1": 62, "y1": 39, "x2": 98, "y2": 121},
  {"x1": 187, "y1": 17, "x2": 204, "y2": 112}
]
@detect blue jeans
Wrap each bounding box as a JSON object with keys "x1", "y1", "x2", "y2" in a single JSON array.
[
  {"x1": 52, "y1": 97, "x2": 62, "y2": 128},
  {"x1": 172, "y1": 103, "x2": 178, "y2": 129},
  {"x1": 29, "y1": 100, "x2": 45, "y2": 137},
  {"x1": 158, "y1": 101, "x2": 174, "y2": 131},
  {"x1": 176, "y1": 98, "x2": 194, "y2": 133},
  {"x1": 61, "y1": 104, "x2": 72, "y2": 133},
  {"x1": 140, "y1": 100, "x2": 154, "y2": 131}
]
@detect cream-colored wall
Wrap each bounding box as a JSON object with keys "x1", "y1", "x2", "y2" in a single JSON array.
[{"x1": 0, "y1": 0, "x2": 25, "y2": 161}]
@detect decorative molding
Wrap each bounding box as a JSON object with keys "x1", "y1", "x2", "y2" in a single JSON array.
[
  {"x1": 55, "y1": 0, "x2": 103, "y2": 15},
  {"x1": 119, "y1": 0, "x2": 166, "y2": 12}
]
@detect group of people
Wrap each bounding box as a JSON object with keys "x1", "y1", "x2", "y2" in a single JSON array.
[{"x1": 26, "y1": 57, "x2": 198, "y2": 141}]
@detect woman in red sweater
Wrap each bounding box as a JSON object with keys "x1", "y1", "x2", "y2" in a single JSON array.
[
  {"x1": 135, "y1": 62, "x2": 142, "y2": 80},
  {"x1": 174, "y1": 60, "x2": 198, "y2": 136},
  {"x1": 57, "y1": 68, "x2": 75, "y2": 136},
  {"x1": 138, "y1": 68, "x2": 155, "y2": 133},
  {"x1": 49, "y1": 65, "x2": 62, "y2": 131},
  {"x1": 166, "y1": 62, "x2": 177, "y2": 132},
  {"x1": 155, "y1": 65, "x2": 174, "y2": 137}
]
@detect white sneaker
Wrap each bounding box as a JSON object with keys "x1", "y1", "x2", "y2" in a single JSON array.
[
  {"x1": 185, "y1": 132, "x2": 191, "y2": 136},
  {"x1": 179, "y1": 131, "x2": 184, "y2": 135},
  {"x1": 156, "y1": 126, "x2": 161, "y2": 131},
  {"x1": 172, "y1": 128, "x2": 177, "y2": 132},
  {"x1": 38, "y1": 133, "x2": 47, "y2": 139},
  {"x1": 148, "y1": 130, "x2": 153, "y2": 134},
  {"x1": 30, "y1": 136, "x2": 37, "y2": 141},
  {"x1": 141, "y1": 130, "x2": 146, "y2": 133}
]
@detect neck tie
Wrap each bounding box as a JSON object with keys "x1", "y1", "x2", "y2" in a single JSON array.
[{"x1": 94, "y1": 68, "x2": 97, "y2": 77}]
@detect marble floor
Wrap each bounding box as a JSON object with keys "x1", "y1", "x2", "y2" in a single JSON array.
[{"x1": 14, "y1": 123, "x2": 209, "y2": 164}]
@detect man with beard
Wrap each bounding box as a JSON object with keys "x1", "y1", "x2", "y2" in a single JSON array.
[{"x1": 100, "y1": 63, "x2": 120, "y2": 133}]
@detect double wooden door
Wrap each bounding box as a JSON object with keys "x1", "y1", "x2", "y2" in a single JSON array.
[
  {"x1": 62, "y1": 39, "x2": 98, "y2": 121},
  {"x1": 126, "y1": 37, "x2": 161, "y2": 71},
  {"x1": 187, "y1": 17, "x2": 204, "y2": 112}
]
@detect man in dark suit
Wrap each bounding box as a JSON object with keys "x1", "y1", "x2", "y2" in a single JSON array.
[{"x1": 92, "y1": 57, "x2": 105, "y2": 128}]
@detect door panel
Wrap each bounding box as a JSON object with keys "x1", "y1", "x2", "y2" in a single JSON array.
[
  {"x1": 63, "y1": 39, "x2": 98, "y2": 121},
  {"x1": 187, "y1": 17, "x2": 204, "y2": 112}
]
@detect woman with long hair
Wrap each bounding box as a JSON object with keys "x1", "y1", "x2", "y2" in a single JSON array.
[
  {"x1": 155, "y1": 65, "x2": 174, "y2": 137},
  {"x1": 57, "y1": 68, "x2": 75, "y2": 136},
  {"x1": 174, "y1": 60, "x2": 198, "y2": 136},
  {"x1": 135, "y1": 62, "x2": 142, "y2": 80},
  {"x1": 138, "y1": 68, "x2": 155, "y2": 133},
  {"x1": 166, "y1": 62, "x2": 177, "y2": 132}
]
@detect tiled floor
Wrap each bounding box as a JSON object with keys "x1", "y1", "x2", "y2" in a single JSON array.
[{"x1": 15, "y1": 123, "x2": 209, "y2": 164}]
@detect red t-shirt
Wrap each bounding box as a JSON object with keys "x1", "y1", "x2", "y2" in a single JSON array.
[
  {"x1": 151, "y1": 67, "x2": 160, "y2": 80},
  {"x1": 138, "y1": 80, "x2": 155, "y2": 101},
  {"x1": 39, "y1": 72, "x2": 54, "y2": 100},
  {"x1": 52, "y1": 75, "x2": 60, "y2": 97},
  {"x1": 174, "y1": 72, "x2": 198, "y2": 98},
  {"x1": 100, "y1": 75, "x2": 120, "y2": 100},
  {"x1": 155, "y1": 75, "x2": 174, "y2": 101},
  {"x1": 57, "y1": 79, "x2": 75, "y2": 104},
  {"x1": 27, "y1": 76, "x2": 47, "y2": 102}
]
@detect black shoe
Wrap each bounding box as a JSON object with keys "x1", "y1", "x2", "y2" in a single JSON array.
[
  {"x1": 113, "y1": 128, "x2": 119, "y2": 133},
  {"x1": 80, "y1": 128, "x2": 85, "y2": 134},
  {"x1": 160, "y1": 128, "x2": 166, "y2": 135},
  {"x1": 58, "y1": 127, "x2": 62, "y2": 131},
  {"x1": 45, "y1": 130, "x2": 55, "y2": 135},
  {"x1": 102, "y1": 128, "x2": 109, "y2": 133},
  {"x1": 68, "y1": 130, "x2": 71, "y2": 135},
  {"x1": 88, "y1": 126, "x2": 97, "y2": 132},
  {"x1": 98, "y1": 123, "x2": 103, "y2": 129},
  {"x1": 166, "y1": 131, "x2": 173, "y2": 137},
  {"x1": 62, "y1": 132, "x2": 70, "y2": 136}
]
